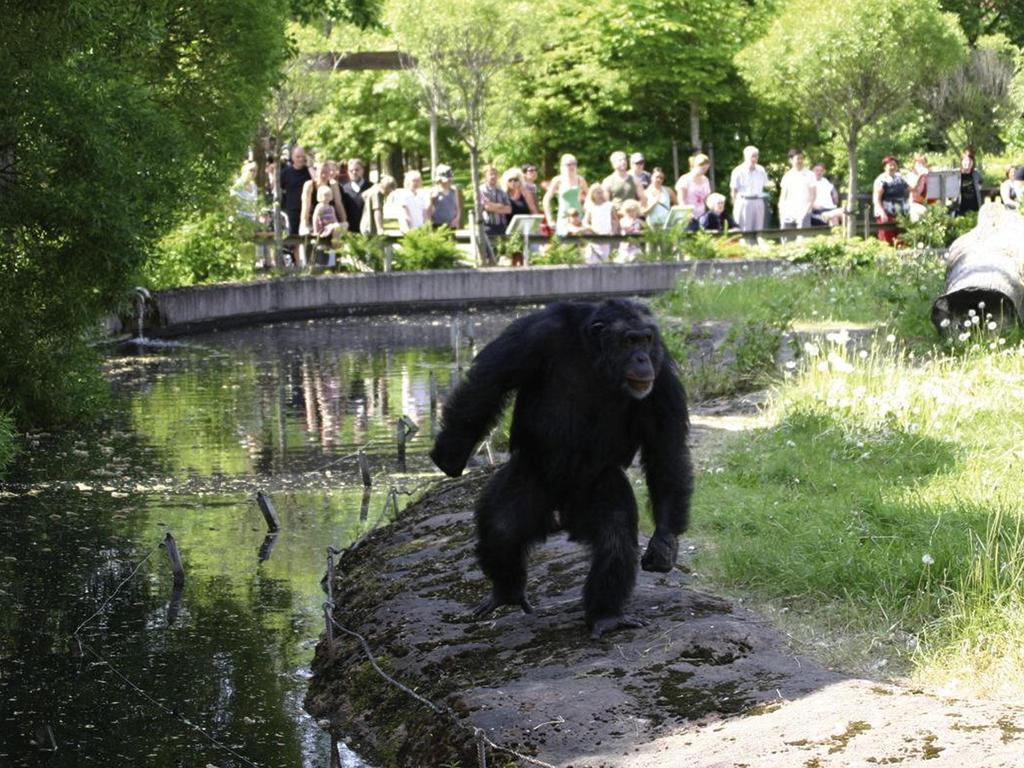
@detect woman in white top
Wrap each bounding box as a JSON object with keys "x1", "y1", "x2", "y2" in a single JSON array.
[
  {"x1": 675, "y1": 153, "x2": 712, "y2": 218},
  {"x1": 643, "y1": 167, "x2": 677, "y2": 227}
]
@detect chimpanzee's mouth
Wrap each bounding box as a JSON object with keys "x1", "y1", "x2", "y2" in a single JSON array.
[{"x1": 625, "y1": 377, "x2": 654, "y2": 398}]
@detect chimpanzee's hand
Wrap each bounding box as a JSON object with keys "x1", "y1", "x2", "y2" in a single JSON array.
[
  {"x1": 430, "y1": 432, "x2": 470, "y2": 478},
  {"x1": 641, "y1": 531, "x2": 678, "y2": 573}
]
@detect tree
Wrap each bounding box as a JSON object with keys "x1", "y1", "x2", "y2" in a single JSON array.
[
  {"x1": 385, "y1": 0, "x2": 540, "y2": 263},
  {"x1": 927, "y1": 35, "x2": 1017, "y2": 154},
  {"x1": 736, "y1": 0, "x2": 966, "y2": 231},
  {"x1": 0, "y1": 0, "x2": 290, "y2": 426}
]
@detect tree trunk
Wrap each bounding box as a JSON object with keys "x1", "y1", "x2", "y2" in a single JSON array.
[
  {"x1": 468, "y1": 144, "x2": 487, "y2": 265},
  {"x1": 429, "y1": 109, "x2": 439, "y2": 176},
  {"x1": 689, "y1": 101, "x2": 701, "y2": 151},
  {"x1": 846, "y1": 135, "x2": 859, "y2": 239}
]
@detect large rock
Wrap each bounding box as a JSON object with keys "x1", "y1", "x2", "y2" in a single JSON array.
[{"x1": 306, "y1": 471, "x2": 1024, "y2": 767}]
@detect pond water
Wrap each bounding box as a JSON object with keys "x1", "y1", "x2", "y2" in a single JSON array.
[{"x1": 0, "y1": 311, "x2": 523, "y2": 768}]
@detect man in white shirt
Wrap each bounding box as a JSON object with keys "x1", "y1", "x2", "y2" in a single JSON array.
[
  {"x1": 388, "y1": 170, "x2": 431, "y2": 233},
  {"x1": 729, "y1": 145, "x2": 769, "y2": 237},
  {"x1": 778, "y1": 149, "x2": 817, "y2": 239},
  {"x1": 810, "y1": 162, "x2": 845, "y2": 227}
]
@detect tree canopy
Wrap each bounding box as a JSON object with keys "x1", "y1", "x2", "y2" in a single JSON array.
[
  {"x1": 736, "y1": 0, "x2": 967, "y2": 211},
  {"x1": 0, "y1": 0, "x2": 290, "y2": 425}
]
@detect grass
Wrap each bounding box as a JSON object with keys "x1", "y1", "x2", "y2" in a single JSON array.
[{"x1": 682, "y1": 328, "x2": 1024, "y2": 697}]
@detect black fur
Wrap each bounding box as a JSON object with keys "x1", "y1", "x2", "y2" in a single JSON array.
[{"x1": 431, "y1": 299, "x2": 693, "y2": 638}]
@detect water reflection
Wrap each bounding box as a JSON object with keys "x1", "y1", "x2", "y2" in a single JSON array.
[{"x1": 0, "y1": 311, "x2": 521, "y2": 768}]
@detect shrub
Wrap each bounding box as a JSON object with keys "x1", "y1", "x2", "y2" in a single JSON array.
[
  {"x1": 341, "y1": 234, "x2": 389, "y2": 271},
  {"x1": 145, "y1": 202, "x2": 259, "y2": 289},
  {"x1": 531, "y1": 238, "x2": 583, "y2": 265},
  {"x1": 898, "y1": 205, "x2": 977, "y2": 249},
  {"x1": 784, "y1": 235, "x2": 889, "y2": 271},
  {"x1": 392, "y1": 226, "x2": 462, "y2": 271},
  {"x1": 0, "y1": 410, "x2": 17, "y2": 477}
]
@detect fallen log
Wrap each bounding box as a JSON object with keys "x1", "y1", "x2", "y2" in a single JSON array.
[{"x1": 932, "y1": 202, "x2": 1024, "y2": 332}]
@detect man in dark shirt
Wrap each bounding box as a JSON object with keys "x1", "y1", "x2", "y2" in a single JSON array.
[
  {"x1": 279, "y1": 146, "x2": 313, "y2": 236},
  {"x1": 341, "y1": 158, "x2": 372, "y2": 227}
]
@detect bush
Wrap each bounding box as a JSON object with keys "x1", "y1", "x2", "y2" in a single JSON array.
[
  {"x1": 341, "y1": 234, "x2": 389, "y2": 271},
  {"x1": 145, "y1": 202, "x2": 259, "y2": 289},
  {"x1": 0, "y1": 410, "x2": 17, "y2": 477},
  {"x1": 784, "y1": 235, "x2": 889, "y2": 271},
  {"x1": 392, "y1": 226, "x2": 462, "y2": 271},
  {"x1": 531, "y1": 238, "x2": 584, "y2": 265},
  {"x1": 898, "y1": 205, "x2": 977, "y2": 249}
]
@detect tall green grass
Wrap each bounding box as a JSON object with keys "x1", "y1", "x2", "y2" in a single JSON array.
[{"x1": 690, "y1": 330, "x2": 1024, "y2": 695}]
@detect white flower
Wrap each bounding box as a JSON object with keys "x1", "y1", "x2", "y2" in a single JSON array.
[
  {"x1": 886, "y1": 333, "x2": 897, "y2": 343},
  {"x1": 987, "y1": 321, "x2": 997, "y2": 331},
  {"x1": 804, "y1": 342, "x2": 820, "y2": 357},
  {"x1": 999, "y1": 338, "x2": 1007, "y2": 345},
  {"x1": 859, "y1": 349, "x2": 869, "y2": 359},
  {"x1": 958, "y1": 332, "x2": 970, "y2": 341},
  {"x1": 826, "y1": 329, "x2": 851, "y2": 345},
  {"x1": 816, "y1": 361, "x2": 829, "y2": 372},
  {"x1": 785, "y1": 440, "x2": 796, "y2": 447},
  {"x1": 939, "y1": 318, "x2": 951, "y2": 328},
  {"x1": 784, "y1": 360, "x2": 797, "y2": 370},
  {"x1": 971, "y1": 315, "x2": 980, "y2": 325},
  {"x1": 963, "y1": 320, "x2": 973, "y2": 329},
  {"x1": 968, "y1": 309, "x2": 976, "y2": 317},
  {"x1": 978, "y1": 301, "x2": 986, "y2": 310},
  {"x1": 922, "y1": 553, "x2": 934, "y2": 566}
]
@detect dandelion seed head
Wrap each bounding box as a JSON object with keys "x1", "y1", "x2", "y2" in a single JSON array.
[
  {"x1": 816, "y1": 361, "x2": 829, "y2": 372},
  {"x1": 784, "y1": 360, "x2": 797, "y2": 370},
  {"x1": 971, "y1": 315, "x2": 980, "y2": 325},
  {"x1": 987, "y1": 321, "x2": 997, "y2": 330},
  {"x1": 968, "y1": 309, "x2": 976, "y2": 317},
  {"x1": 886, "y1": 333, "x2": 897, "y2": 343},
  {"x1": 964, "y1": 320, "x2": 973, "y2": 328},
  {"x1": 939, "y1": 318, "x2": 951, "y2": 328},
  {"x1": 922, "y1": 553, "x2": 934, "y2": 566},
  {"x1": 859, "y1": 349, "x2": 869, "y2": 359},
  {"x1": 978, "y1": 301, "x2": 986, "y2": 310},
  {"x1": 958, "y1": 332, "x2": 970, "y2": 341}
]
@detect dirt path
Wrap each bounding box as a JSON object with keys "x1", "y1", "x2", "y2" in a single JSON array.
[{"x1": 307, "y1": 400, "x2": 1024, "y2": 768}]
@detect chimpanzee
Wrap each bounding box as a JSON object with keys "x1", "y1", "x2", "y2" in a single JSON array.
[{"x1": 431, "y1": 299, "x2": 692, "y2": 638}]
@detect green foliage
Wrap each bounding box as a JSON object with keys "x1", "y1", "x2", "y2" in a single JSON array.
[
  {"x1": 898, "y1": 206, "x2": 978, "y2": 249},
  {"x1": 783, "y1": 235, "x2": 889, "y2": 270},
  {"x1": 392, "y1": 226, "x2": 461, "y2": 270},
  {"x1": 145, "y1": 200, "x2": 260, "y2": 289},
  {"x1": 0, "y1": 410, "x2": 17, "y2": 477},
  {"x1": 341, "y1": 234, "x2": 389, "y2": 271},
  {"x1": 0, "y1": 0, "x2": 290, "y2": 427},
  {"x1": 530, "y1": 239, "x2": 584, "y2": 266},
  {"x1": 737, "y1": 0, "x2": 967, "y2": 204}
]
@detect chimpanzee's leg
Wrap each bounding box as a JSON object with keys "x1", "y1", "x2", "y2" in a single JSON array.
[
  {"x1": 473, "y1": 453, "x2": 554, "y2": 618},
  {"x1": 576, "y1": 468, "x2": 643, "y2": 638}
]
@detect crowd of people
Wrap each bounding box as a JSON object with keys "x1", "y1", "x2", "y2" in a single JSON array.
[{"x1": 245, "y1": 142, "x2": 1008, "y2": 264}]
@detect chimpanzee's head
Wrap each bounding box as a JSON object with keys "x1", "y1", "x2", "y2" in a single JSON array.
[{"x1": 587, "y1": 300, "x2": 665, "y2": 400}]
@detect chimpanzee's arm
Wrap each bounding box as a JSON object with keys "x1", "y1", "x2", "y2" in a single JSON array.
[
  {"x1": 431, "y1": 311, "x2": 555, "y2": 477},
  {"x1": 639, "y1": 363, "x2": 692, "y2": 572}
]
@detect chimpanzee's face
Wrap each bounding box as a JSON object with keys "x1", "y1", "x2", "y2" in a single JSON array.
[{"x1": 589, "y1": 303, "x2": 663, "y2": 400}]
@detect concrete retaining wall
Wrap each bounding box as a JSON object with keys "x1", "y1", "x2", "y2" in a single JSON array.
[{"x1": 149, "y1": 259, "x2": 787, "y2": 336}]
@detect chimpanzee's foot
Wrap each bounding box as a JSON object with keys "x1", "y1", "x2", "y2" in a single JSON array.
[
  {"x1": 472, "y1": 591, "x2": 534, "y2": 619},
  {"x1": 589, "y1": 614, "x2": 646, "y2": 639}
]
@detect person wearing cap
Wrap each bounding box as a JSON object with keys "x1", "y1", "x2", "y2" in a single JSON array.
[
  {"x1": 676, "y1": 152, "x2": 712, "y2": 218},
  {"x1": 872, "y1": 155, "x2": 910, "y2": 244},
  {"x1": 429, "y1": 164, "x2": 462, "y2": 229},
  {"x1": 630, "y1": 152, "x2": 651, "y2": 187},
  {"x1": 729, "y1": 146, "x2": 769, "y2": 237},
  {"x1": 602, "y1": 150, "x2": 645, "y2": 208}
]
